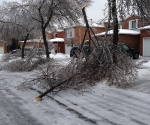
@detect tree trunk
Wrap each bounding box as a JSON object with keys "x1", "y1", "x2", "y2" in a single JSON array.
[
  {"x1": 21, "y1": 33, "x2": 29, "y2": 58},
  {"x1": 36, "y1": 73, "x2": 79, "y2": 100},
  {"x1": 105, "y1": 0, "x2": 112, "y2": 38},
  {"x1": 42, "y1": 28, "x2": 49, "y2": 58},
  {"x1": 112, "y1": 0, "x2": 118, "y2": 63},
  {"x1": 112, "y1": 0, "x2": 118, "y2": 45}
]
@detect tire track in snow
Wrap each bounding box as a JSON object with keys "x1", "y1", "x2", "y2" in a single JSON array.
[
  {"x1": 30, "y1": 88, "x2": 98, "y2": 125},
  {"x1": 0, "y1": 90, "x2": 42, "y2": 125},
  {"x1": 29, "y1": 87, "x2": 150, "y2": 125},
  {"x1": 56, "y1": 94, "x2": 142, "y2": 125},
  {"x1": 53, "y1": 95, "x2": 119, "y2": 125},
  {"x1": 83, "y1": 89, "x2": 150, "y2": 125}
]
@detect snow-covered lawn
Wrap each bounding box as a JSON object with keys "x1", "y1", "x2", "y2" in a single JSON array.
[{"x1": 0, "y1": 54, "x2": 150, "y2": 125}]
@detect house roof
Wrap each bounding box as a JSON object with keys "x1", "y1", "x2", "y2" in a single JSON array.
[
  {"x1": 76, "y1": 23, "x2": 104, "y2": 28},
  {"x1": 46, "y1": 29, "x2": 64, "y2": 34},
  {"x1": 138, "y1": 25, "x2": 150, "y2": 30},
  {"x1": 48, "y1": 38, "x2": 64, "y2": 42},
  {"x1": 95, "y1": 29, "x2": 140, "y2": 36},
  {"x1": 20, "y1": 38, "x2": 65, "y2": 43},
  {"x1": 89, "y1": 23, "x2": 104, "y2": 27},
  {"x1": 64, "y1": 21, "x2": 104, "y2": 29},
  {"x1": 123, "y1": 15, "x2": 139, "y2": 21},
  {"x1": 20, "y1": 39, "x2": 43, "y2": 43}
]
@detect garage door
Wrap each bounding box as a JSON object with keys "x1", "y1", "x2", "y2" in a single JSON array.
[
  {"x1": 0, "y1": 47, "x2": 4, "y2": 54},
  {"x1": 143, "y1": 38, "x2": 150, "y2": 56},
  {"x1": 65, "y1": 45, "x2": 72, "y2": 54}
]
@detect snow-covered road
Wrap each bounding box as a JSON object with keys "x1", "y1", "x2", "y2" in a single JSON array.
[
  {"x1": 0, "y1": 54, "x2": 150, "y2": 125},
  {"x1": 0, "y1": 70, "x2": 150, "y2": 125},
  {"x1": 0, "y1": 90, "x2": 42, "y2": 125}
]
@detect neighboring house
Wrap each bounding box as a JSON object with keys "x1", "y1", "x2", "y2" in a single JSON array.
[
  {"x1": 46, "y1": 23, "x2": 106, "y2": 54},
  {"x1": 0, "y1": 41, "x2": 7, "y2": 54},
  {"x1": 95, "y1": 15, "x2": 150, "y2": 57},
  {"x1": 64, "y1": 23, "x2": 106, "y2": 46},
  {"x1": 19, "y1": 39, "x2": 44, "y2": 51},
  {"x1": 139, "y1": 25, "x2": 150, "y2": 56},
  {"x1": 121, "y1": 15, "x2": 150, "y2": 56},
  {"x1": 95, "y1": 15, "x2": 149, "y2": 55}
]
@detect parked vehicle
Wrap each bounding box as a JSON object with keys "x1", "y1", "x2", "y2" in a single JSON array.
[
  {"x1": 70, "y1": 44, "x2": 139, "y2": 59},
  {"x1": 70, "y1": 45, "x2": 93, "y2": 57},
  {"x1": 122, "y1": 44, "x2": 139, "y2": 59},
  {"x1": 36, "y1": 48, "x2": 45, "y2": 55},
  {"x1": 11, "y1": 49, "x2": 21, "y2": 54}
]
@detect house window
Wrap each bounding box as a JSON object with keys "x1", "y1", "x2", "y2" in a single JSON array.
[
  {"x1": 118, "y1": 24, "x2": 122, "y2": 29},
  {"x1": 70, "y1": 31, "x2": 72, "y2": 37},
  {"x1": 66, "y1": 28, "x2": 74, "y2": 38},
  {"x1": 129, "y1": 19, "x2": 138, "y2": 29},
  {"x1": 54, "y1": 33, "x2": 57, "y2": 38}
]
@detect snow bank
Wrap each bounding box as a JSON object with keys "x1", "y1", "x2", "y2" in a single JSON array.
[
  {"x1": 142, "y1": 60, "x2": 150, "y2": 67},
  {"x1": 48, "y1": 38, "x2": 64, "y2": 42},
  {"x1": 96, "y1": 29, "x2": 140, "y2": 36},
  {"x1": 50, "y1": 53, "x2": 70, "y2": 59},
  {"x1": 0, "y1": 54, "x2": 3, "y2": 59}
]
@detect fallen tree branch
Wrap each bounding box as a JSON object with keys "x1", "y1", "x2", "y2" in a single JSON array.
[{"x1": 36, "y1": 73, "x2": 79, "y2": 101}]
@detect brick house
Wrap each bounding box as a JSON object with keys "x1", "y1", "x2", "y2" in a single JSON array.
[
  {"x1": 19, "y1": 39, "x2": 44, "y2": 49},
  {"x1": 95, "y1": 15, "x2": 143, "y2": 51},
  {"x1": 19, "y1": 30, "x2": 66, "y2": 54},
  {"x1": 46, "y1": 23, "x2": 105, "y2": 54},
  {"x1": 118, "y1": 15, "x2": 150, "y2": 56}
]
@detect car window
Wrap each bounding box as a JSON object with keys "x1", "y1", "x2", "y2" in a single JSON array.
[
  {"x1": 123, "y1": 45, "x2": 129, "y2": 50},
  {"x1": 73, "y1": 47, "x2": 78, "y2": 50}
]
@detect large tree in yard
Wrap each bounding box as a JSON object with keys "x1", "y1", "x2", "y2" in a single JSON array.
[
  {"x1": 26, "y1": 0, "x2": 92, "y2": 58},
  {"x1": 0, "y1": 1, "x2": 40, "y2": 58}
]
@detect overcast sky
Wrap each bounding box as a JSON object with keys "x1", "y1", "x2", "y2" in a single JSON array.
[
  {"x1": 0, "y1": 0, "x2": 107, "y2": 22},
  {"x1": 86, "y1": 0, "x2": 107, "y2": 22}
]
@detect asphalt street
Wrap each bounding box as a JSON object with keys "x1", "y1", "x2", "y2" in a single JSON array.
[{"x1": 0, "y1": 90, "x2": 42, "y2": 125}]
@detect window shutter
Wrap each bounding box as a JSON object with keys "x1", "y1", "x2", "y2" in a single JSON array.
[
  {"x1": 136, "y1": 19, "x2": 138, "y2": 28},
  {"x1": 129, "y1": 21, "x2": 131, "y2": 29}
]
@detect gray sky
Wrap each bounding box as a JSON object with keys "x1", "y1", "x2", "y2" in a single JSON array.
[
  {"x1": 0, "y1": 0, "x2": 107, "y2": 22},
  {"x1": 86, "y1": 0, "x2": 107, "y2": 22}
]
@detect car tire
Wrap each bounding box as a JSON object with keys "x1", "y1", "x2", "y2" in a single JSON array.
[
  {"x1": 70, "y1": 54, "x2": 73, "y2": 57},
  {"x1": 133, "y1": 53, "x2": 139, "y2": 59}
]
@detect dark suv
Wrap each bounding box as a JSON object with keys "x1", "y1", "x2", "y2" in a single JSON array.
[
  {"x1": 70, "y1": 46, "x2": 93, "y2": 57},
  {"x1": 70, "y1": 44, "x2": 139, "y2": 59},
  {"x1": 122, "y1": 44, "x2": 139, "y2": 59}
]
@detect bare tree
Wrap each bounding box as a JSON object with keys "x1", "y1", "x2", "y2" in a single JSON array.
[
  {"x1": 24, "y1": 0, "x2": 92, "y2": 58},
  {"x1": 0, "y1": 1, "x2": 40, "y2": 58}
]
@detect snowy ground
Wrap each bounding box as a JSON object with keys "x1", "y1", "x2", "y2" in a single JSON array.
[{"x1": 0, "y1": 54, "x2": 150, "y2": 125}]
